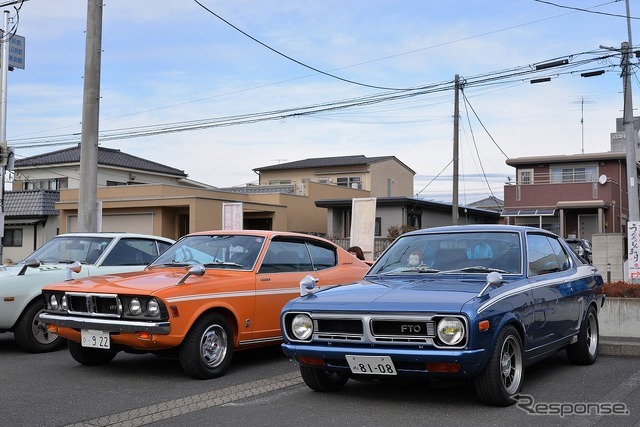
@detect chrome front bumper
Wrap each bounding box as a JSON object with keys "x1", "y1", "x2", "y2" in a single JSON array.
[{"x1": 39, "y1": 312, "x2": 171, "y2": 335}]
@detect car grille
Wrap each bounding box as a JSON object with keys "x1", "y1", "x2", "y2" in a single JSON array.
[
  {"x1": 306, "y1": 314, "x2": 442, "y2": 345},
  {"x1": 67, "y1": 292, "x2": 121, "y2": 318}
]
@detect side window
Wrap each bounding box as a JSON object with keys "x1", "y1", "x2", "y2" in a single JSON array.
[
  {"x1": 307, "y1": 242, "x2": 337, "y2": 270},
  {"x1": 548, "y1": 237, "x2": 570, "y2": 271},
  {"x1": 258, "y1": 241, "x2": 312, "y2": 273},
  {"x1": 527, "y1": 234, "x2": 561, "y2": 277},
  {"x1": 102, "y1": 239, "x2": 158, "y2": 266},
  {"x1": 157, "y1": 240, "x2": 172, "y2": 255}
]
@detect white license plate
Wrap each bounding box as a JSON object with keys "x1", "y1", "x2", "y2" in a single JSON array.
[
  {"x1": 81, "y1": 329, "x2": 110, "y2": 349},
  {"x1": 346, "y1": 355, "x2": 397, "y2": 375}
]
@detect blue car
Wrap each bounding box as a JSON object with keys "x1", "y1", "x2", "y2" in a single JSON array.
[{"x1": 280, "y1": 225, "x2": 605, "y2": 406}]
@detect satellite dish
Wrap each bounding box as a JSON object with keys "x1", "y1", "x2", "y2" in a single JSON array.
[{"x1": 598, "y1": 174, "x2": 607, "y2": 185}]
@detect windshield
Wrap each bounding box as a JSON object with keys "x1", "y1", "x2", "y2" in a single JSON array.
[
  {"x1": 151, "y1": 234, "x2": 265, "y2": 270},
  {"x1": 22, "y1": 236, "x2": 113, "y2": 264},
  {"x1": 369, "y1": 231, "x2": 522, "y2": 276}
]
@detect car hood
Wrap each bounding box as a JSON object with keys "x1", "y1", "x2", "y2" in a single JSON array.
[
  {"x1": 0, "y1": 263, "x2": 71, "y2": 278},
  {"x1": 42, "y1": 267, "x2": 249, "y2": 295},
  {"x1": 288, "y1": 277, "x2": 481, "y2": 313}
]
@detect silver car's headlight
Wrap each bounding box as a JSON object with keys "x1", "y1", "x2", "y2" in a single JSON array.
[
  {"x1": 437, "y1": 317, "x2": 465, "y2": 346},
  {"x1": 49, "y1": 295, "x2": 59, "y2": 310},
  {"x1": 129, "y1": 298, "x2": 142, "y2": 316},
  {"x1": 291, "y1": 314, "x2": 313, "y2": 340},
  {"x1": 147, "y1": 299, "x2": 160, "y2": 317}
]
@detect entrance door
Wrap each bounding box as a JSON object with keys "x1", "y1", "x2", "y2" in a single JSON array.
[{"x1": 578, "y1": 214, "x2": 597, "y2": 241}]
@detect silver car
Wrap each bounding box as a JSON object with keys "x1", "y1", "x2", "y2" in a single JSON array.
[{"x1": 0, "y1": 232, "x2": 174, "y2": 352}]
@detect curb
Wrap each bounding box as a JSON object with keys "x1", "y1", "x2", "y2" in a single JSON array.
[{"x1": 599, "y1": 336, "x2": 640, "y2": 357}]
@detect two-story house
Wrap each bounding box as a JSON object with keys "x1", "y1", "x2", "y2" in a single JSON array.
[
  {"x1": 501, "y1": 151, "x2": 628, "y2": 241},
  {"x1": 253, "y1": 155, "x2": 415, "y2": 197}
]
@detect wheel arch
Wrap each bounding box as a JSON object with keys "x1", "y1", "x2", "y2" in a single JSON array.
[{"x1": 188, "y1": 306, "x2": 239, "y2": 347}]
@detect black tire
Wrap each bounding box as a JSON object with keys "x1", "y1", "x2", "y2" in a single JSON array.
[
  {"x1": 567, "y1": 305, "x2": 599, "y2": 365},
  {"x1": 179, "y1": 313, "x2": 233, "y2": 379},
  {"x1": 300, "y1": 366, "x2": 349, "y2": 392},
  {"x1": 14, "y1": 301, "x2": 65, "y2": 353},
  {"x1": 474, "y1": 325, "x2": 524, "y2": 406},
  {"x1": 68, "y1": 340, "x2": 117, "y2": 365}
]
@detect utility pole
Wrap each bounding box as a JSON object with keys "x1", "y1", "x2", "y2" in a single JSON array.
[
  {"x1": 78, "y1": 0, "x2": 102, "y2": 232},
  {"x1": 0, "y1": 10, "x2": 8, "y2": 261},
  {"x1": 621, "y1": 40, "x2": 639, "y2": 222},
  {"x1": 452, "y1": 74, "x2": 460, "y2": 225}
]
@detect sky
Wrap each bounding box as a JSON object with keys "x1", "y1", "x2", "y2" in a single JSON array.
[{"x1": 2, "y1": 0, "x2": 639, "y2": 204}]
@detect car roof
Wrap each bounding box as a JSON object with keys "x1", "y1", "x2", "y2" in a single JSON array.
[
  {"x1": 55, "y1": 232, "x2": 174, "y2": 242},
  {"x1": 185, "y1": 229, "x2": 335, "y2": 244},
  {"x1": 403, "y1": 224, "x2": 556, "y2": 236}
]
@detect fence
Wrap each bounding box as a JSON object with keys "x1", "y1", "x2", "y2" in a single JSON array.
[{"x1": 330, "y1": 237, "x2": 392, "y2": 260}]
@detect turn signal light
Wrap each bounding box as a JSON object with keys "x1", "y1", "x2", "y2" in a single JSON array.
[
  {"x1": 297, "y1": 356, "x2": 326, "y2": 367},
  {"x1": 478, "y1": 320, "x2": 490, "y2": 331},
  {"x1": 427, "y1": 363, "x2": 462, "y2": 373},
  {"x1": 169, "y1": 306, "x2": 180, "y2": 317},
  {"x1": 136, "y1": 331, "x2": 153, "y2": 340},
  {"x1": 46, "y1": 324, "x2": 58, "y2": 333}
]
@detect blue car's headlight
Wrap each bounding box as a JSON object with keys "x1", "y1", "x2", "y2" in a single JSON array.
[
  {"x1": 291, "y1": 314, "x2": 313, "y2": 340},
  {"x1": 437, "y1": 317, "x2": 465, "y2": 346}
]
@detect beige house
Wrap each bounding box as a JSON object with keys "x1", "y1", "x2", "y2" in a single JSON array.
[
  {"x1": 55, "y1": 182, "x2": 369, "y2": 240},
  {"x1": 3, "y1": 150, "x2": 414, "y2": 261},
  {"x1": 253, "y1": 155, "x2": 415, "y2": 198}
]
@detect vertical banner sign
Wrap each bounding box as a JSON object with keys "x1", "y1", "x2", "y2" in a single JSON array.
[
  {"x1": 628, "y1": 221, "x2": 640, "y2": 281},
  {"x1": 222, "y1": 202, "x2": 243, "y2": 230},
  {"x1": 350, "y1": 197, "x2": 376, "y2": 261}
]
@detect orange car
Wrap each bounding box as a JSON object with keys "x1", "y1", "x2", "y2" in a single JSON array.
[{"x1": 40, "y1": 230, "x2": 369, "y2": 379}]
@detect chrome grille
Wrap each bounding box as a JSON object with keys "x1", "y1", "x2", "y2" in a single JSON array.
[
  {"x1": 67, "y1": 292, "x2": 121, "y2": 318},
  {"x1": 371, "y1": 319, "x2": 436, "y2": 343}
]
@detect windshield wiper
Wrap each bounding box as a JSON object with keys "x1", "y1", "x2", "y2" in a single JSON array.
[
  {"x1": 201, "y1": 261, "x2": 244, "y2": 268},
  {"x1": 440, "y1": 266, "x2": 509, "y2": 274},
  {"x1": 379, "y1": 266, "x2": 440, "y2": 275}
]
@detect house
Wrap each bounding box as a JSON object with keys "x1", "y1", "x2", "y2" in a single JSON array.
[
  {"x1": 501, "y1": 150, "x2": 634, "y2": 282},
  {"x1": 466, "y1": 196, "x2": 504, "y2": 212},
  {"x1": 253, "y1": 155, "x2": 415, "y2": 197},
  {"x1": 2, "y1": 190, "x2": 59, "y2": 262},
  {"x1": 53, "y1": 181, "x2": 369, "y2": 239},
  {"x1": 316, "y1": 196, "x2": 501, "y2": 256},
  {"x1": 501, "y1": 151, "x2": 628, "y2": 241},
  {"x1": 12, "y1": 144, "x2": 210, "y2": 191},
  {"x1": 2, "y1": 145, "x2": 215, "y2": 262}
]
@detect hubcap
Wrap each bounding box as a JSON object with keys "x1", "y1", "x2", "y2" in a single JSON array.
[
  {"x1": 500, "y1": 335, "x2": 522, "y2": 395},
  {"x1": 586, "y1": 312, "x2": 599, "y2": 355},
  {"x1": 200, "y1": 324, "x2": 228, "y2": 368},
  {"x1": 32, "y1": 308, "x2": 59, "y2": 345}
]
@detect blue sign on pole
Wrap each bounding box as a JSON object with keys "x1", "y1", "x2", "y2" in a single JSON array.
[{"x1": 8, "y1": 34, "x2": 24, "y2": 69}]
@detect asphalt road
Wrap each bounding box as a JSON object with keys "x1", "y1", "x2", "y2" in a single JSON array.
[{"x1": 1, "y1": 333, "x2": 639, "y2": 427}]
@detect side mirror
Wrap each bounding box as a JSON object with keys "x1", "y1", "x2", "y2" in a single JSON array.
[
  {"x1": 65, "y1": 261, "x2": 82, "y2": 281},
  {"x1": 477, "y1": 271, "x2": 504, "y2": 298},
  {"x1": 299, "y1": 275, "x2": 319, "y2": 296},
  {"x1": 176, "y1": 264, "x2": 206, "y2": 285},
  {"x1": 18, "y1": 259, "x2": 41, "y2": 276}
]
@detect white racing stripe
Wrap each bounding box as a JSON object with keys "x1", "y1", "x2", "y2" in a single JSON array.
[{"x1": 166, "y1": 287, "x2": 299, "y2": 303}]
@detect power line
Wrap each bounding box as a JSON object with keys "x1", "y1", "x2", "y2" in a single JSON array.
[
  {"x1": 8, "y1": 49, "x2": 620, "y2": 148},
  {"x1": 193, "y1": 0, "x2": 411, "y2": 91},
  {"x1": 533, "y1": 0, "x2": 639, "y2": 19}
]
